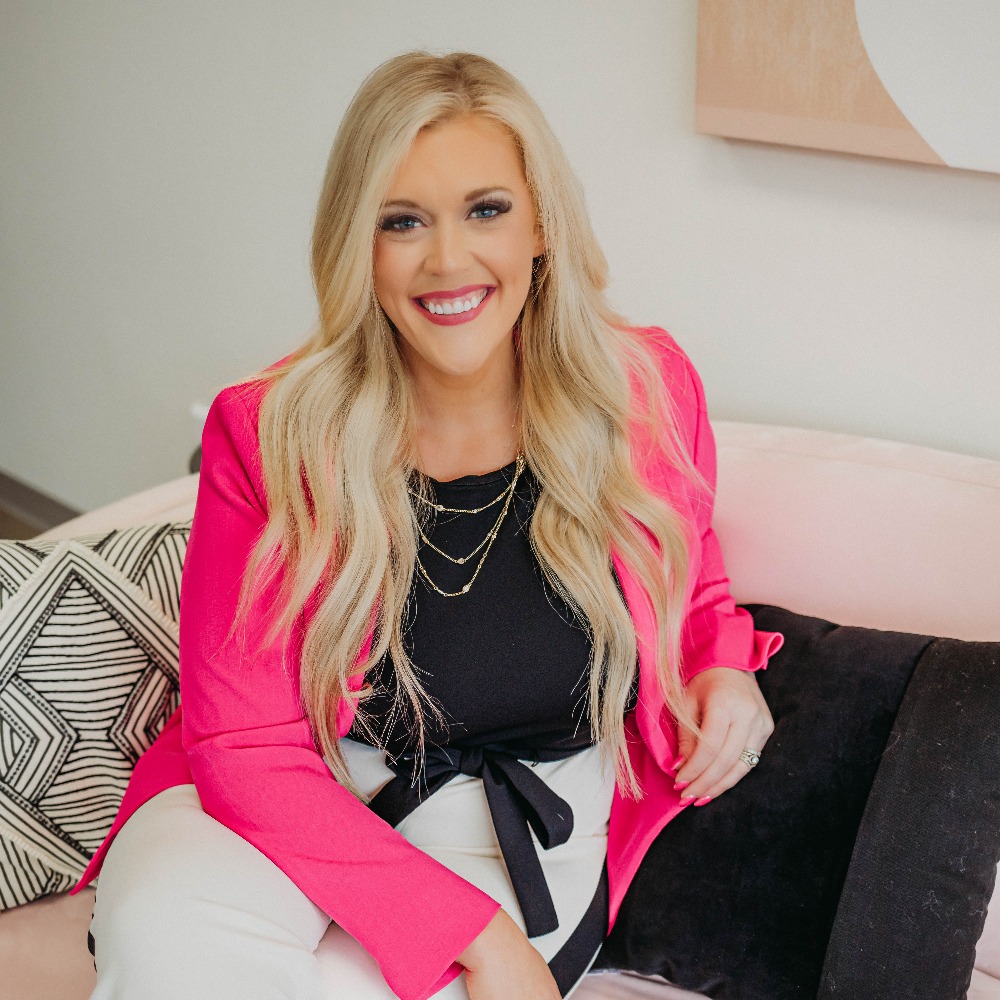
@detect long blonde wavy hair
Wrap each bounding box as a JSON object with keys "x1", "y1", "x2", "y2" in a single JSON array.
[{"x1": 237, "y1": 51, "x2": 698, "y2": 799}]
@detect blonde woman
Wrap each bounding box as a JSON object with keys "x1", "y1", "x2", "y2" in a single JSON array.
[{"x1": 76, "y1": 51, "x2": 782, "y2": 1000}]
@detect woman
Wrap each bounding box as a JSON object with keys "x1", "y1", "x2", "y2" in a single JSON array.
[{"x1": 77, "y1": 51, "x2": 782, "y2": 1000}]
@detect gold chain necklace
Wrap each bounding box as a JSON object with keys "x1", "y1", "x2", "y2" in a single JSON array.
[
  {"x1": 411, "y1": 454, "x2": 522, "y2": 565},
  {"x1": 407, "y1": 477, "x2": 512, "y2": 516},
  {"x1": 412, "y1": 454, "x2": 525, "y2": 597}
]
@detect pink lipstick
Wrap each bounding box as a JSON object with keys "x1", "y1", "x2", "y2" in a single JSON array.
[{"x1": 412, "y1": 285, "x2": 495, "y2": 326}]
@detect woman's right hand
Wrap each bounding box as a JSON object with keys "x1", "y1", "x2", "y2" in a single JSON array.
[{"x1": 458, "y1": 908, "x2": 561, "y2": 999}]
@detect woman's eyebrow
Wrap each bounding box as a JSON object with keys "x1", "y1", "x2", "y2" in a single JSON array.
[
  {"x1": 381, "y1": 186, "x2": 514, "y2": 210},
  {"x1": 464, "y1": 185, "x2": 513, "y2": 201}
]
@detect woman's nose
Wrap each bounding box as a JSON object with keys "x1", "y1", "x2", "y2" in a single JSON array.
[{"x1": 425, "y1": 220, "x2": 470, "y2": 275}]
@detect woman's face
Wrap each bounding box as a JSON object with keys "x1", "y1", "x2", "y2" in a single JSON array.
[{"x1": 373, "y1": 114, "x2": 544, "y2": 386}]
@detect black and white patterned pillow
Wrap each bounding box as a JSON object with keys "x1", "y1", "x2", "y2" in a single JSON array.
[{"x1": 0, "y1": 521, "x2": 189, "y2": 910}]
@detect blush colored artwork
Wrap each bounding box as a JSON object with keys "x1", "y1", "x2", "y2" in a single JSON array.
[{"x1": 696, "y1": 0, "x2": 1000, "y2": 175}]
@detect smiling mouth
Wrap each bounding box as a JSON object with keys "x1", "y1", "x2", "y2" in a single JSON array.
[
  {"x1": 416, "y1": 287, "x2": 491, "y2": 315},
  {"x1": 412, "y1": 286, "x2": 495, "y2": 325}
]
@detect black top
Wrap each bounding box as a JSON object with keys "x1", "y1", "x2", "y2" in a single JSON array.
[
  {"x1": 349, "y1": 458, "x2": 637, "y2": 759},
  {"x1": 352, "y1": 458, "x2": 635, "y2": 948}
]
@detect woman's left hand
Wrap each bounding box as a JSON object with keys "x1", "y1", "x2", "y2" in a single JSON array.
[{"x1": 672, "y1": 667, "x2": 774, "y2": 805}]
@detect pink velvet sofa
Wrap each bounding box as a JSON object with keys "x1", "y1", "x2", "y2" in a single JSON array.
[{"x1": 2, "y1": 421, "x2": 998, "y2": 1000}]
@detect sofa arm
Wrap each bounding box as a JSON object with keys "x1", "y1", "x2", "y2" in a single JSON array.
[{"x1": 34, "y1": 474, "x2": 198, "y2": 541}]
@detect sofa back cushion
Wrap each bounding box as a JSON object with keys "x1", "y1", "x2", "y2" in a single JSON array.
[{"x1": 713, "y1": 422, "x2": 1000, "y2": 641}]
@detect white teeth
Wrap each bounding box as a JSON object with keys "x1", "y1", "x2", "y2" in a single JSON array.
[{"x1": 420, "y1": 288, "x2": 488, "y2": 315}]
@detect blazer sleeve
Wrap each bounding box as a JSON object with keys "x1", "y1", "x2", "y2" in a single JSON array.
[
  {"x1": 179, "y1": 386, "x2": 500, "y2": 1000},
  {"x1": 655, "y1": 334, "x2": 783, "y2": 683}
]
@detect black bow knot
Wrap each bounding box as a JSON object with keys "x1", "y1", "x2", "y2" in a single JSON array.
[
  {"x1": 456, "y1": 745, "x2": 484, "y2": 777},
  {"x1": 368, "y1": 743, "x2": 576, "y2": 938}
]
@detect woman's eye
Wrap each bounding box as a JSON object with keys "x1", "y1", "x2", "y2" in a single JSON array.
[
  {"x1": 470, "y1": 199, "x2": 512, "y2": 221},
  {"x1": 379, "y1": 214, "x2": 421, "y2": 233}
]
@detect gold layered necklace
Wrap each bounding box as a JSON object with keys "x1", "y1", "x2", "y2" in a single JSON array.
[{"x1": 409, "y1": 453, "x2": 525, "y2": 597}]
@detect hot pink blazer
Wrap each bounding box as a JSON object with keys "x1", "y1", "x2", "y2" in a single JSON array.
[{"x1": 73, "y1": 326, "x2": 781, "y2": 1000}]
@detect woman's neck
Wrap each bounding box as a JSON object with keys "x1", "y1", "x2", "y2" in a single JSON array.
[{"x1": 408, "y1": 357, "x2": 521, "y2": 482}]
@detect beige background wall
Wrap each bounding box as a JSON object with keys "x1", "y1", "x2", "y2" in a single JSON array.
[{"x1": 2, "y1": 0, "x2": 999, "y2": 511}]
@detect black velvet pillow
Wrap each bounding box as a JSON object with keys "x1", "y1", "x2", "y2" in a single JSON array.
[{"x1": 595, "y1": 605, "x2": 1000, "y2": 1000}]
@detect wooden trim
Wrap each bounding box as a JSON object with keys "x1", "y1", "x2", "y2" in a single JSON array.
[{"x1": 0, "y1": 468, "x2": 81, "y2": 532}]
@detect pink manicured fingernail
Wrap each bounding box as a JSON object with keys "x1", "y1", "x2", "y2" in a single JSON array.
[
  {"x1": 674, "y1": 780, "x2": 691, "y2": 791},
  {"x1": 693, "y1": 796, "x2": 713, "y2": 807},
  {"x1": 679, "y1": 795, "x2": 695, "y2": 806}
]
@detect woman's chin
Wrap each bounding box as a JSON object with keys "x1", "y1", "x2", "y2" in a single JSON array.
[{"x1": 397, "y1": 331, "x2": 518, "y2": 384}]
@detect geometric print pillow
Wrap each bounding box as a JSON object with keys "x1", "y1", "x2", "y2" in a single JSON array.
[{"x1": 0, "y1": 521, "x2": 189, "y2": 910}]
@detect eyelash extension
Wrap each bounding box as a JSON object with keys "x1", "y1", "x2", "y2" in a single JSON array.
[
  {"x1": 378, "y1": 197, "x2": 514, "y2": 233},
  {"x1": 470, "y1": 197, "x2": 513, "y2": 220},
  {"x1": 378, "y1": 211, "x2": 420, "y2": 232}
]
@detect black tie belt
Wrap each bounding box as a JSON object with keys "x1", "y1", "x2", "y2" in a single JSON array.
[{"x1": 367, "y1": 743, "x2": 578, "y2": 938}]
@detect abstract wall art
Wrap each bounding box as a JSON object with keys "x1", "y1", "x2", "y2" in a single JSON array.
[{"x1": 696, "y1": 0, "x2": 1000, "y2": 175}]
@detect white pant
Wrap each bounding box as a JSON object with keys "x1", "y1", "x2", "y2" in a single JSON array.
[{"x1": 89, "y1": 741, "x2": 614, "y2": 999}]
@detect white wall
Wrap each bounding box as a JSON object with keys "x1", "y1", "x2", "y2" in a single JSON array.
[{"x1": 2, "y1": 1, "x2": 998, "y2": 511}]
